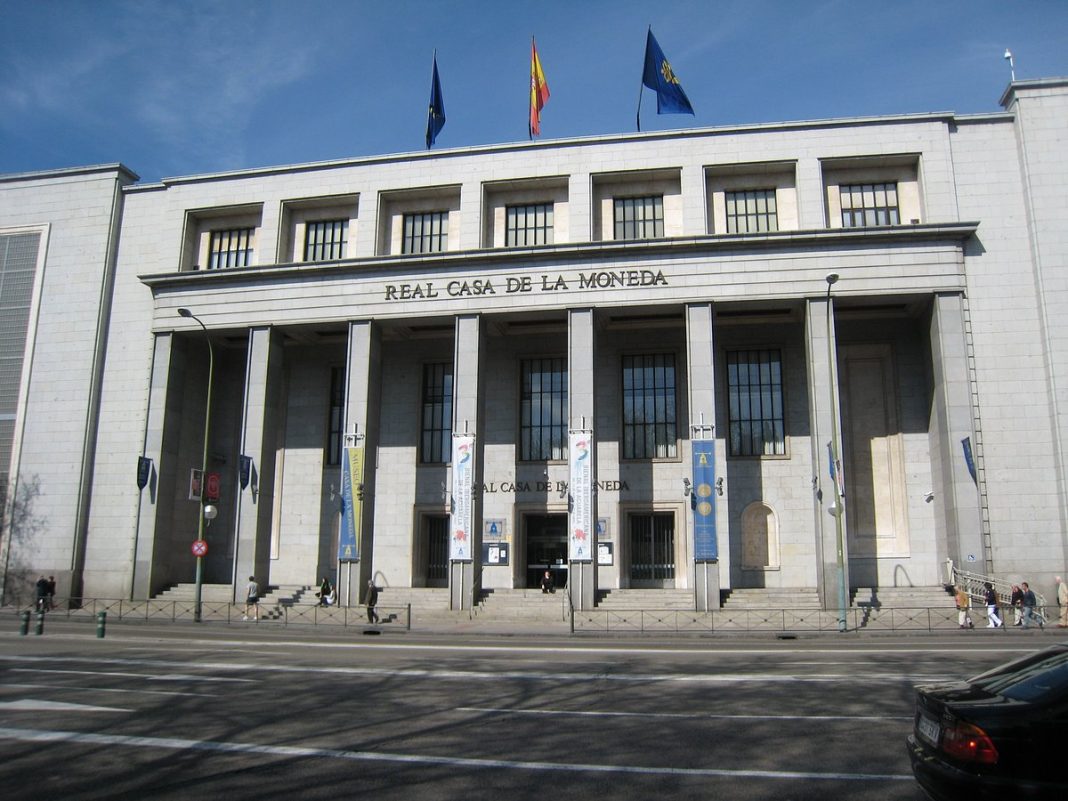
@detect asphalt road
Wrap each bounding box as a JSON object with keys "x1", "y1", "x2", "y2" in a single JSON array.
[{"x1": 0, "y1": 622, "x2": 1060, "y2": 800}]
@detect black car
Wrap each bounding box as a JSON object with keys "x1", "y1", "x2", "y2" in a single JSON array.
[{"x1": 907, "y1": 642, "x2": 1068, "y2": 800}]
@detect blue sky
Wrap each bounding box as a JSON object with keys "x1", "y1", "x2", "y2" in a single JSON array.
[{"x1": 1, "y1": 0, "x2": 1066, "y2": 183}]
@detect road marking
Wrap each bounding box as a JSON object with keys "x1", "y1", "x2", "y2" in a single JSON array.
[
  {"x1": 2, "y1": 683, "x2": 216, "y2": 698},
  {"x1": 0, "y1": 726, "x2": 913, "y2": 782},
  {"x1": 457, "y1": 706, "x2": 912, "y2": 722},
  {"x1": 9, "y1": 668, "x2": 255, "y2": 683},
  {"x1": 0, "y1": 700, "x2": 128, "y2": 713},
  {"x1": 0, "y1": 656, "x2": 950, "y2": 685}
]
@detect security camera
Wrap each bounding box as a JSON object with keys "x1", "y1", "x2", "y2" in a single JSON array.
[{"x1": 923, "y1": 491, "x2": 934, "y2": 503}]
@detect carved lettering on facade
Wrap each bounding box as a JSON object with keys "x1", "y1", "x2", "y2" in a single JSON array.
[{"x1": 384, "y1": 272, "x2": 667, "y2": 302}]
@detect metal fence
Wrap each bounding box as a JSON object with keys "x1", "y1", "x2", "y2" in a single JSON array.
[
  {"x1": 571, "y1": 605, "x2": 985, "y2": 634},
  {"x1": 13, "y1": 598, "x2": 411, "y2": 629}
]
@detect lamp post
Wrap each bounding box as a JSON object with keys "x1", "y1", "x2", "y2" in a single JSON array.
[
  {"x1": 178, "y1": 308, "x2": 213, "y2": 623},
  {"x1": 825, "y1": 273, "x2": 849, "y2": 632}
]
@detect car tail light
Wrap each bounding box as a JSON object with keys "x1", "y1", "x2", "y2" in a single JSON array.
[{"x1": 940, "y1": 721, "x2": 998, "y2": 764}]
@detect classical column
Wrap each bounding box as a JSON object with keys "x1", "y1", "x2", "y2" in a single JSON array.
[
  {"x1": 928, "y1": 292, "x2": 983, "y2": 572},
  {"x1": 343, "y1": 319, "x2": 382, "y2": 606},
  {"x1": 232, "y1": 326, "x2": 285, "y2": 595},
  {"x1": 686, "y1": 303, "x2": 722, "y2": 610},
  {"x1": 805, "y1": 295, "x2": 850, "y2": 616},
  {"x1": 568, "y1": 308, "x2": 597, "y2": 611},
  {"x1": 450, "y1": 314, "x2": 484, "y2": 610}
]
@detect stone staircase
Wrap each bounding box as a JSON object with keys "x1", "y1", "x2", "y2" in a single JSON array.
[
  {"x1": 721, "y1": 588, "x2": 822, "y2": 609},
  {"x1": 153, "y1": 583, "x2": 313, "y2": 620},
  {"x1": 851, "y1": 585, "x2": 955, "y2": 609},
  {"x1": 595, "y1": 589, "x2": 696, "y2": 609},
  {"x1": 474, "y1": 588, "x2": 569, "y2": 622}
]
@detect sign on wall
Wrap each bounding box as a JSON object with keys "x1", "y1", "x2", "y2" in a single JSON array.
[{"x1": 450, "y1": 434, "x2": 475, "y2": 561}]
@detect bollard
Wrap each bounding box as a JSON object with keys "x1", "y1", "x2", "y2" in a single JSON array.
[
  {"x1": 19, "y1": 610, "x2": 30, "y2": 636},
  {"x1": 34, "y1": 609, "x2": 45, "y2": 635},
  {"x1": 96, "y1": 610, "x2": 107, "y2": 639}
]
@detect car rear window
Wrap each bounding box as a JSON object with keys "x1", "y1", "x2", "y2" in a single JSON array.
[{"x1": 970, "y1": 648, "x2": 1068, "y2": 702}]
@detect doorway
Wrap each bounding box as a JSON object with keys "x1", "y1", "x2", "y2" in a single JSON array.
[{"x1": 524, "y1": 513, "x2": 568, "y2": 589}]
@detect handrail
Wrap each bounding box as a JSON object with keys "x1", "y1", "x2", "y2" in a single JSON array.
[{"x1": 947, "y1": 559, "x2": 1047, "y2": 607}]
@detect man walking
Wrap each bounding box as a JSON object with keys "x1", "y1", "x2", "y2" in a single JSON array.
[
  {"x1": 364, "y1": 580, "x2": 379, "y2": 624},
  {"x1": 1020, "y1": 581, "x2": 1038, "y2": 628},
  {"x1": 1056, "y1": 576, "x2": 1067, "y2": 628},
  {"x1": 243, "y1": 575, "x2": 260, "y2": 622},
  {"x1": 984, "y1": 582, "x2": 1003, "y2": 628}
]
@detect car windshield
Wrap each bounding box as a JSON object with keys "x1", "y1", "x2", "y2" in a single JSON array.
[{"x1": 970, "y1": 648, "x2": 1068, "y2": 702}]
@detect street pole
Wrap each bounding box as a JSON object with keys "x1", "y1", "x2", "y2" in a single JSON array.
[
  {"x1": 825, "y1": 274, "x2": 848, "y2": 632},
  {"x1": 179, "y1": 308, "x2": 213, "y2": 623}
]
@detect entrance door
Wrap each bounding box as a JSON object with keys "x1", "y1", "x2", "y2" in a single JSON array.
[
  {"x1": 525, "y1": 514, "x2": 568, "y2": 589},
  {"x1": 424, "y1": 515, "x2": 449, "y2": 588},
  {"x1": 629, "y1": 512, "x2": 676, "y2": 588}
]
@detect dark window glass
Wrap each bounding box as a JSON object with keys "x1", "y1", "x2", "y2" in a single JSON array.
[
  {"x1": 421, "y1": 362, "x2": 453, "y2": 463},
  {"x1": 506, "y1": 203, "x2": 554, "y2": 246},
  {"x1": 840, "y1": 182, "x2": 900, "y2": 228},
  {"x1": 629, "y1": 512, "x2": 675, "y2": 580},
  {"x1": 403, "y1": 211, "x2": 448, "y2": 254},
  {"x1": 327, "y1": 366, "x2": 345, "y2": 466},
  {"x1": 614, "y1": 196, "x2": 664, "y2": 240},
  {"x1": 208, "y1": 227, "x2": 254, "y2": 269},
  {"x1": 622, "y1": 353, "x2": 677, "y2": 459},
  {"x1": 304, "y1": 219, "x2": 348, "y2": 262},
  {"x1": 521, "y1": 357, "x2": 567, "y2": 460},
  {"x1": 726, "y1": 189, "x2": 778, "y2": 234},
  {"x1": 727, "y1": 349, "x2": 785, "y2": 457}
]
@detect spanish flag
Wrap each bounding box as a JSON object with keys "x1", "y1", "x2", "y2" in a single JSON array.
[{"x1": 529, "y1": 37, "x2": 550, "y2": 138}]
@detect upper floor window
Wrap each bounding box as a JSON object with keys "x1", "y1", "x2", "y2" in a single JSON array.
[
  {"x1": 520, "y1": 358, "x2": 567, "y2": 461},
  {"x1": 622, "y1": 353, "x2": 677, "y2": 459},
  {"x1": 614, "y1": 196, "x2": 664, "y2": 241},
  {"x1": 403, "y1": 211, "x2": 448, "y2": 254},
  {"x1": 305, "y1": 219, "x2": 348, "y2": 262},
  {"x1": 727, "y1": 349, "x2": 785, "y2": 457},
  {"x1": 421, "y1": 362, "x2": 453, "y2": 464},
  {"x1": 506, "y1": 203, "x2": 554, "y2": 247},
  {"x1": 208, "y1": 228, "x2": 254, "y2": 269},
  {"x1": 726, "y1": 189, "x2": 778, "y2": 234},
  {"x1": 840, "y1": 182, "x2": 899, "y2": 228}
]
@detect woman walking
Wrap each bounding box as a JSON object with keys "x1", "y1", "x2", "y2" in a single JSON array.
[{"x1": 984, "y1": 582, "x2": 1003, "y2": 628}]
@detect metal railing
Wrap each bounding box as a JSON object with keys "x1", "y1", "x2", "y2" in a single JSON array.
[
  {"x1": 571, "y1": 605, "x2": 989, "y2": 634},
  {"x1": 10, "y1": 598, "x2": 411, "y2": 629},
  {"x1": 948, "y1": 559, "x2": 1047, "y2": 607}
]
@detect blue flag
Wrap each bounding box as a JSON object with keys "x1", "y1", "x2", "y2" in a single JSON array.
[
  {"x1": 426, "y1": 55, "x2": 446, "y2": 149},
  {"x1": 642, "y1": 29, "x2": 694, "y2": 116}
]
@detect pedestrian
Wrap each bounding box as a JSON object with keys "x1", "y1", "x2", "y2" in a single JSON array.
[
  {"x1": 364, "y1": 579, "x2": 379, "y2": 624},
  {"x1": 1020, "y1": 582, "x2": 1038, "y2": 628},
  {"x1": 1056, "y1": 575, "x2": 1068, "y2": 627},
  {"x1": 317, "y1": 576, "x2": 333, "y2": 607},
  {"x1": 954, "y1": 587, "x2": 973, "y2": 629},
  {"x1": 34, "y1": 576, "x2": 49, "y2": 612},
  {"x1": 46, "y1": 575, "x2": 56, "y2": 611},
  {"x1": 984, "y1": 582, "x2": 1003, "y2": 628},
  {"x1": 1010, "y1": 583, "x2": 1024, "y2": 626},
  {"x1": 540, "y1": 570, "x2": 555, "y2": 594},
  {"x1": 243, "y1": 575, "x2": 260, "y2": 621}
]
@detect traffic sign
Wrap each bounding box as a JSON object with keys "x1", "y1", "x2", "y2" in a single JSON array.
[{"x1": 191, "y1": 539, "x2": 208, "y2": 557}]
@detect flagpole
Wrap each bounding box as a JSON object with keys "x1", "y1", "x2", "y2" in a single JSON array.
[
  {"x1": 636, "y1": 26, "x2": 650, "y2": 132},
  {"x1": 529, "y1": 36, "x2": 534, "y2": 141}
]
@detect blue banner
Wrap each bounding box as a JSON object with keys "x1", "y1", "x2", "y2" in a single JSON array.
[
  {"x1": 338, "y1": 445, "x2": 362, "y2": 562},
  {"x1": 692, "y1": 439, "x2": 717, "y2": 561},
  {"x1": 961, "y1": 436, "x2": 977, "y2": 485}
]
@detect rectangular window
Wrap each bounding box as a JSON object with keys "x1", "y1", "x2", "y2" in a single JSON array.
[
  {"x1": 421, "y1": 363, "x2": 453, "y2": 464},
  {"x1": 327, "y1": 366, "x2": 345, "y2": 466},
  {"x1": 614, "y1": 195, "x2": 664, "y2": 240},
  {"x1": 726, "y1": 189, "x2": 778, "y2": 234},
  {"x1": 727, "y1": 349, "x2": 785, "y2": 457},
  {"x1": 403, "y1": 211, "x2": 448, "y2": 254},
  {"x1": 520, "y1": 358, "x2": 568, "y2": 461},
  {"x1": 506, "y1": 203, "x2": 554, "y2": 246},
  {"x1": 208, "y1": 227, "x2": 254, "y2": 269},
  {"x1": 304, "y1": 219, "x2": 348, "y2": 262},
  {"x1": 622, "y1": 353, "x2": 677, "y2": 459},
  {"x1": 840, "y1": 182, "x2": 900, "y2": 228}
]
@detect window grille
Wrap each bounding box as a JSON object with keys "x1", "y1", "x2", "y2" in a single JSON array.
[
  {"x1": 727, "y1": 349, "x2": 786, "y2": 456},
  {"x1": 403, "y1": 211, "x2": 448, "y2": 254},
  {"x1": 506, "y1": 203, "x2": 554, "y2": 246},
  {"x1": 840, "y1": 182, "x2": 900, "y2": 227},
  {"x1": 304, "y1": 219, "x2": 347, "y2": 262},
  {"x1": 421, "y1": 362, "x2": 453, "y2": 463},
  {"x1": 208, "y1": 227, "x2": 254, "y2": 269},
  {"x1": 520, "y1": 358, "x2": 567, "y2": 460},
  {"x1": 726, "y1": 189, "x2": 778, "y2": 233},
  {"x1": 622, "y1": 353, "x2": 677, "y2": 459},
  {"x1": 614, "y1": 195, "x2": 664, "y2": 240}
]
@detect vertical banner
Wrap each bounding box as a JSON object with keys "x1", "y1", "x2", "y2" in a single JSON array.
[
  {"x1": 692, "y1": 439, "x2": 717, "y2": 561},
  {"x1": 450, "y1": 434, "x2": 474, "y2": 561},
  {"x1": 961, "y1": 436, "x2": 977, "y2": 485},
  {"x1": 569, "y1": 430, "x2": 593, "y2": 561},
  {"x1": 338, "y1": 443, "x2": 363, "y2": 562}
]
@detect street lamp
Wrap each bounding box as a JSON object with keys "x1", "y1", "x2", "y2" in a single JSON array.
[
  {"x1": 825, "y1": 274, "x2": 849, "y2": 632},
  {"x1": 178, "y1": 308, "x2": 214, "y2": 623}
]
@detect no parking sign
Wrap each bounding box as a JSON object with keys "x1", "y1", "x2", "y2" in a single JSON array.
[{"x1": 191, "y1": 540, "x2": 208, "y2": 557}]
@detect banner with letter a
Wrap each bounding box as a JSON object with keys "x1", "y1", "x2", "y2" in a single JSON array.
[
  {"x1": 338, "y1": 443, "x2": 363, "y2": 562},
  {"x1": 450, "y1": 434, "x2": 474, "y2": 561},
  {"x1": 692, "y1": 439, "x2": 718, "y2": 561},
  {"x1": 569, "y1": 430, "x2": 593, "y2": 561}
]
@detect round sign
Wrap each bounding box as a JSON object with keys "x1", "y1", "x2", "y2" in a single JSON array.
[{"x1": 191, "y1": 539, "x2": 208, "y2": 557}]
